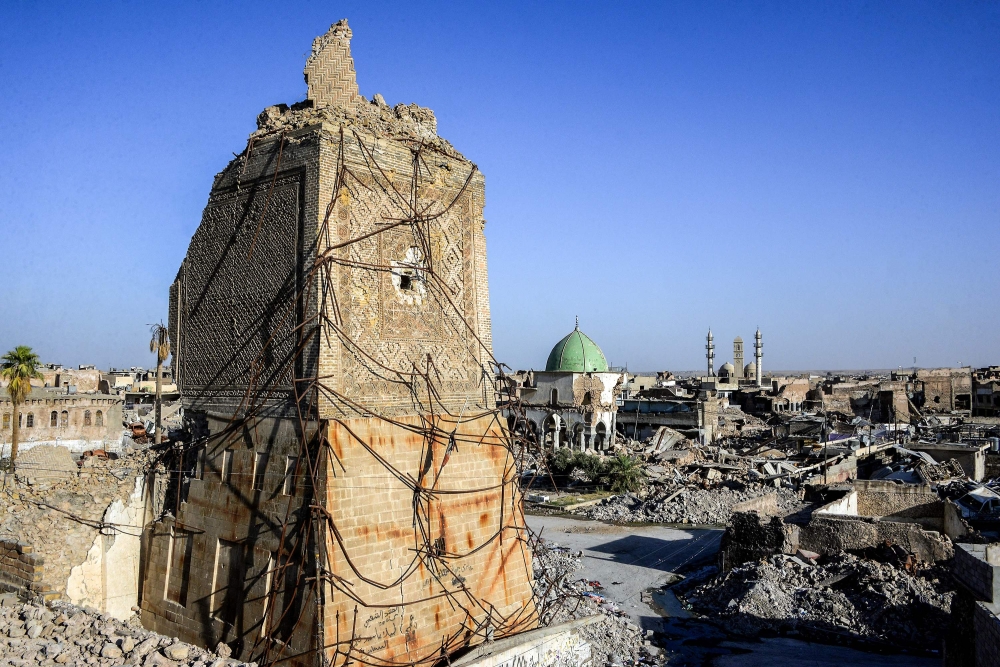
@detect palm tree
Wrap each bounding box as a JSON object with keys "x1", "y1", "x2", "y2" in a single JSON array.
[
  {"x1": 1, "y1": 346, "x2": 43, "y2": 468},
  {"x1": 607, "y1": 454, "x2": 646, "y2": 493},
  {"x1": 149, "y1": 323, "x2": 170, "y2": 445}
]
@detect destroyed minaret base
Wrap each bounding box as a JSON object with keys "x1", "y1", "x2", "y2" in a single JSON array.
[{"x1": 150, "y1": 20, "x2": 535, "y2": 667}]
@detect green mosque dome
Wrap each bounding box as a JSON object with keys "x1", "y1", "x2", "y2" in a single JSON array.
[{"x1": 544, "y1": 323, "x2": 609, "y2": 373}]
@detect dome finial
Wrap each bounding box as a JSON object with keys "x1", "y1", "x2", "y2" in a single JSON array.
[{"x1": 575, "y1": 315, "x2": 579, "y2": 330}]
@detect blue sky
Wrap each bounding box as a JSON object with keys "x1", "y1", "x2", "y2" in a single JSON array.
[{"x1": 0, "y1": 1, "x2": 997, "y2": 372}]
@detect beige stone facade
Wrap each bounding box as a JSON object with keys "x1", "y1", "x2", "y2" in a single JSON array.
[
  {"x1": 0, "y1": 390, "x2": 123, "y2": 454},
  {"x1": 146, "y1": 19, "x2": 533, "y2": 667}
]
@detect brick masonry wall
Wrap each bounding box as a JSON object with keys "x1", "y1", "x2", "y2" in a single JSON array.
[
  {"x1": 974, "y1": 602, "x2": 1000, "y2": 666},
  {"x1": 0, "y1": 539, "x2": 52, "y2": 598},
  {"x1": 322, "y1": 415, "x2": 535, "y2": 667}
]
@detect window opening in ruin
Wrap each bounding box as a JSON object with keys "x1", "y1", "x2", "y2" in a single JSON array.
[
  {"x1": 221, "y1": 449, "x2": 234, "y2": 483},
  {"x1": 253, "y1": 453, "x2": 268, "y2": 491},
  {"x1": 84, "y1": 410, "x2": 92, "y2": 426},
  {"x1": 582, "y1": 391, "x2": 592, "y2": 406},
  {"x1": 1, "y1": 414, "x2": 8, "y2": 430},
  {"x1": 50, "y1": 411, "x2": 57, "y2": 427},
  {"x1": 282, "y1": 457, "x2": 298, "y2": 496},
  {"x1": 18, "y1": 413, "x2": 22, "y2": 428},
  {"x1": 211, "y1": 539, "x2": 246, "y2": 625},
  {"x1": 265, "y1": 551, "x2": 303, "y2": 644},
  {"x1": 399, "y1": 274, "x2": 413, "y2": 291},
  {"x1": 26, "y1": 413, "x2": 33, "y2": 428},
  {"x1": 165, "y1": 527, "x2": 193, "y2": 606},
  {"x1": 550, "y1": 389, "x2": 558, "y2": 406},
  {"x1": 95, "y1": 410, "x2": 103, "y2": 427},
  {"x1": 60, "y1": 410, "x2": 68, "y2": 427}
]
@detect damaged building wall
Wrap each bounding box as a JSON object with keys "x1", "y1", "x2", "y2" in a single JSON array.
[
  {"x1": 64, "y1": 475, "x2": 148, "y2": 619},
  {"x1": 0, "y1": 449, "x2": 154, "y2": 617},
  {"x1": 148, "y1": 18, "x2": 534, "y2": 667},
  {"x1": 0, "y1": 391, "x2": 123, "y2": 453}
]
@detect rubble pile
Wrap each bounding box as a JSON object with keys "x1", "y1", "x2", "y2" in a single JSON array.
[
  {"x1": 581, "y1": 485, "x2": 801, "y2": 525},
  {"x1": 680, "y1": 552, "x2": 954, "y2": 651},
  {"x1": 0, "y1": 595, "x2": 252, "y2": 667},
  {"x1": 0, "y1": 449, "x2": 156, "y2": 598},
  {"x1": 532, "y1": 539, "x2": 662, "y2": 666}
]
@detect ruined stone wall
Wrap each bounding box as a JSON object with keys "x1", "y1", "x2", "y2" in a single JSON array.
[
  {"x1": 918, "y1": 368, "x2": 972, "y2": 411},
  {"x1": 39, "y1": 369, "x2": 101, "y2": 392},
  {"x1": 797, "y1": 515, "x2": 953, "y2": 562},
  {"x1": 321, "y1": 415, "x2": 535, "y2": 666},
  {"x1": 853, "y1": 481, "x2": 942, "y2": 519},
  {"x1": 0, "y1": 451, "x2": 152, "y2": 613}
]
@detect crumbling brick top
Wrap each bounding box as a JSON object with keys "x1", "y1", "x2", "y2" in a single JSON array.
[
  {"x1": 254, "y1": 18, "x2": 459, "y2": 156},
  {"x1": 253, "y1": 97, "x2": 456, "y2": 156}
]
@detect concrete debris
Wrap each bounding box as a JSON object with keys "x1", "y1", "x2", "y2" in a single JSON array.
[
  {"x1": 531, "y1": 539, "x2": 663, "y2": 666},
  {"x1": 679, "y1": 552, "x2": 954, "y2": 652},
  {"x1": 581, "y1": 485, "x2": 802, "y2": 525},
  {"x1": 0, "y1": 598, "x2": 255, "y2": 667}
]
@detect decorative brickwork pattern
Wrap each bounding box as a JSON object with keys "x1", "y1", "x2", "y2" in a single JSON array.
[{"x1": 305, "y1": 19, "x2": 361, "y2": 109}]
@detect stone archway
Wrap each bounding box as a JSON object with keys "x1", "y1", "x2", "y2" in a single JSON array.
[
  {"x1": 594, "y1": 421, "x2": 607, "y2": 450},
  {"x1": 543, "y1": 414, "x2": 561, "y2": 449}
]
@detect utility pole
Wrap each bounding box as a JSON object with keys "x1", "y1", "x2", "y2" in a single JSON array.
[{"x1": 822, "y1": 413, "x2": 829, "y2": 485}]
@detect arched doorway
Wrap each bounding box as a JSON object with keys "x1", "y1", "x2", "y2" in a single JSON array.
[
  {"x1": 543, "y1": 414, "x2": 561, "y2": 449},
  {"x1": 594, "y1": 422, "x2": 607, "y2": 450}
]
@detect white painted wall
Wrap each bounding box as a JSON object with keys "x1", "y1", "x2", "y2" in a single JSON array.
[{"x1": 66, "y1": 475, "x2": 146, "y2": 619}]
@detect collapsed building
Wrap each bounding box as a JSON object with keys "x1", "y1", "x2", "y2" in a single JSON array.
[{"x1": 142, "y1": 20, "x2": 535, "y2": 667}]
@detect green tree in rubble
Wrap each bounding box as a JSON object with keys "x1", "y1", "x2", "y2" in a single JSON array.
[{"x1": 1, "y1": 346, "x2": 43, "y2": 468}]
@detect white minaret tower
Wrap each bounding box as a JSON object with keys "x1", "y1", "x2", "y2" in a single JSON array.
[
  {"x1": 706, "y1": 329, "x2": 715, "y2": 377},
  {"x1": 754, "y1": 328, "x2": 763, "y2": 386}
]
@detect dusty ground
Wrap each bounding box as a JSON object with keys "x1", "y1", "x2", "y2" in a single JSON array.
[{"x1": 526, "y1": 514, "x2": 720, "y2": 629}]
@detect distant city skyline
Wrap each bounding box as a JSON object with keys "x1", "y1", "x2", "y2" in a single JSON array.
[{"x1": 1, "y1": 2, "x2": 997, "y2": 372}]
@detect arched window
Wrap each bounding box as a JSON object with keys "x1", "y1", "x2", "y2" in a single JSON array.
[
  {"x1": 26, "y1": 413, "x2": 34, "y2": 428},
  {"x1": 84, "y1": 410, "x2": 92, "y2": 426},
  {"x1": 550, "y1": 389, "x2": 559, "y2": 406},
  {"x1": 581, "y1": 391, "x2": 592, "y2": 406},
  {"x1": 50, "y1": 411, "x2": 58, "y2": 427},
  {"x1": 95, "y1": 410, "x2": 103, "y2": 427},
  {"x1": 60, "y1": 410, "x2": 69, "y2": 427},
  {"x1": 2, "y1": 413, "x2": 8, "y2": 429}
]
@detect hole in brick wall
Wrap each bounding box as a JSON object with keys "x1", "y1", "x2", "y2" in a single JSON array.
[{"x1": 400, "y1": 274, "x2": 413, "y2": 291}]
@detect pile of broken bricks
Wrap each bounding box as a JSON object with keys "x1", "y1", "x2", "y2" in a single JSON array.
[{"x1": 0, "y1": 595, "x2": 255, "y2": 667}]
